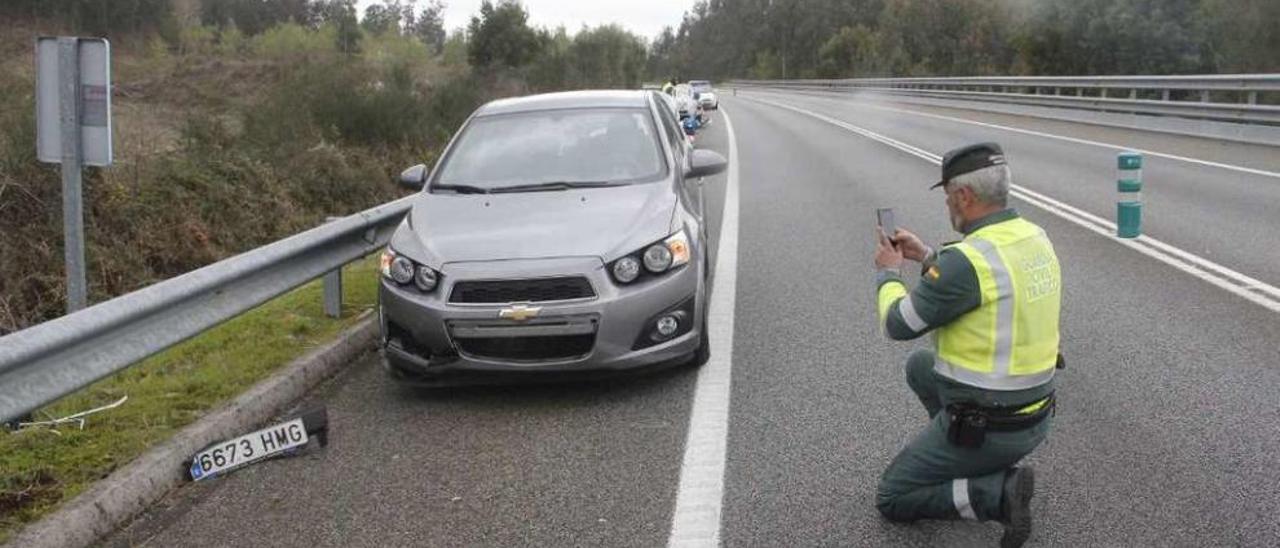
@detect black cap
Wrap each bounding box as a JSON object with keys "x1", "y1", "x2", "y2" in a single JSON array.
[{"x1": 930, "y1": 142, "x2": 1007, "y2": 189}]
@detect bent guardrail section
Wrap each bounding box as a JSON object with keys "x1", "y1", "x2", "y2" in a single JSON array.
[{"x1": 0, "y1": 196, "x2": 414, "y2": 423}]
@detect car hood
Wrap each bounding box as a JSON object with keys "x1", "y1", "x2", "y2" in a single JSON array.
[{"x1": 400, "y1": 183, "x2": 677, "y2": 265}]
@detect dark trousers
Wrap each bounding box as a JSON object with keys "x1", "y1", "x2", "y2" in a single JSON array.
[{"x1": 876, "y1": 349, "x2": 1053, "y2": 522}]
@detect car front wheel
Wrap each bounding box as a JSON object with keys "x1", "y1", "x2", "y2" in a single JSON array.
[{"x1": 688, "y1": 323, "x2": 711, "y2": 367}]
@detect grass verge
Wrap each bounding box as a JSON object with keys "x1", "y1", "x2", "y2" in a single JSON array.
[{"x1": 0, "y1": 256, "x2": 381, "y2": 543}]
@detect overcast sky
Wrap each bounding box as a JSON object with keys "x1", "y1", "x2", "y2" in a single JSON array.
[{"x1": 355, "y1": 0, "x2": 696, "y2": 41}]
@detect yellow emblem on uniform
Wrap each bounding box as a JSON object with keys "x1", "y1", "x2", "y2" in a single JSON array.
[{"x1": 926, "y1": 266, "x2": 941, "y2": 280}]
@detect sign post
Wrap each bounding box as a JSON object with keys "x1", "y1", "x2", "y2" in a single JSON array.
[{"x1": 36, "y1": 37, "x2": 112, "y2": 312}]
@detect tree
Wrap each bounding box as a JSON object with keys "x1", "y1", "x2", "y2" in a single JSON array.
[
  {"x1": 1012, "y1": 0, "x2": 1210, "y2": 75},
  {"x1": 818, "y1": 25, "x2": 878, "y2": 77},
  {"x1": 568, "y1": 25, "x2": 648, "y2": 88},
  {"x1": 441, "y1": 30, "x2": 469, "y2": 66},
  {"x1": 201, "y1": 0, "x2": 313, "y2": 35},
  {"x1": 410, "y1": 0, "x2": 448, "y2": 53},
  {"x1": 1199, "y1": 0, "x2": 1280, "y2": 73},
  {"x1": 314, "y1": 0, "x2": 363, "y2": 53},
  {"x1": 362, "y1": 1, "x2": 407, "y2": 35},
  {"x1": 1, "y1": 0, "x2": 175, "y2": 36},
  {"x1": 467, "y1": 0, "x2": 543, "y2": 69}
]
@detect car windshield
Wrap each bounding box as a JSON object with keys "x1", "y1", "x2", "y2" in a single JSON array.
[{"x1": 433, "y1": 108, "x2": 665, "y2": 191}]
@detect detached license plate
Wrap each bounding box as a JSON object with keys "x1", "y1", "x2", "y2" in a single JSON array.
[{"x1": 189, "y1": 418, "x2": 308, "y2": 481}]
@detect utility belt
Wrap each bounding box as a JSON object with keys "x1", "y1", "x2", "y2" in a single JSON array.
[{"x1": 946, "y1": 392, "x2": 1055, "y2": 449}]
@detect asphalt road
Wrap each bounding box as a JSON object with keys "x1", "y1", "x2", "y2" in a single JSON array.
[{"x1": 102, "y1": 94, "x2": 1280, "y2": 547}]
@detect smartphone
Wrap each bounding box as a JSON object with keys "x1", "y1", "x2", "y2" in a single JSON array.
[{"x1": 876, "y1": 208, "x2": 897, "y2": 242}]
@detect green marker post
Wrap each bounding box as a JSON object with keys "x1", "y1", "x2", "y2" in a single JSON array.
[{"x1": 1117, "y1": 152, "x2": 1143, "y2": 238}]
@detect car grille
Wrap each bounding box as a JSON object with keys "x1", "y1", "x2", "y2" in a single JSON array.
[
  {"x1": 456, "y1": 334, "x2": 595, "y2": 362},
  {"x1": 449, "y1": 277, "x2": 595, "y2": 304}
]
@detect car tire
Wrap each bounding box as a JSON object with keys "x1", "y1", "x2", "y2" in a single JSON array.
[
  {"x1": 689, "y1": 321, "x2": 711, "y2": 367},
  {"x1": 689, "y1": 273, "x2": 711, "y2": 368}
]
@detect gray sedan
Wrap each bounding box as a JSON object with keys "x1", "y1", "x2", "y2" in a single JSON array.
[{"x1": 378, "y1": 90, "x2": 727, "y2": 384}]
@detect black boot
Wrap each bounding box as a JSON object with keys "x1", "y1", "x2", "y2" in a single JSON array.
[{"x1": 1000, "y1": 466, "x2": 1035, "y2": 548}]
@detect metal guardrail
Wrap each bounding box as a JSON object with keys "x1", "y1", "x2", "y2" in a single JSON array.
[
  {"x1": 0, "y1": 196, "x2": 414, "y2": 423},
  {"x1": 731, "y1": 74, "x2": 1280, "y2": 125}
]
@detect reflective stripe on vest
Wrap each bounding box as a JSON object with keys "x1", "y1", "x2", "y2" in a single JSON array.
[{"x1": 933, "y1": 217, "x2": 1060, "y2": 391}]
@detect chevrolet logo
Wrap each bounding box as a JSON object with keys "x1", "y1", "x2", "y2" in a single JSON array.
[{"x1": 498, "y1": 304, "x2": 542, "y2": 322}]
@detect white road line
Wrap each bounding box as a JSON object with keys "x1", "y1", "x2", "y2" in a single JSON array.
[
  {"x1": 764, "y1": 90, "x2": 1280, "y2": 180},
  {"x1": 667, "y1": 108, "x2": 740, "y2": 548},
  {"x1": 746, "y1": 96, "x2": 1280, "y2": 314}
]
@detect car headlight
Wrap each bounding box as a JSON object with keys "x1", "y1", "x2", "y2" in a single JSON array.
[
  {"x1": 390, "y1": 256, "x2": 415, "y2": 285},
  {"x1": 644, "y1": 244, "x2": 672, "y2": 272},
  {"x1": 380, "y1": 248, "x2": 440, "y2": 292},
  {"x1": 613, "y1": 256, "x2": 641, "y2": 283},
  {"x1": 414, "y1": 265, "x2": 438, "y2": 292},
  {"x1": 610, "y1": 230, "x2": 691, "y2": 284}
]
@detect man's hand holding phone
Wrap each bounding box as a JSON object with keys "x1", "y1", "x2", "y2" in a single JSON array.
[
  {"x1": 891, "y1": 228, "x2": 930, "y2": 263},
  {"x1": 875, "y1": 207, "x2": 929, "y2": 269}
]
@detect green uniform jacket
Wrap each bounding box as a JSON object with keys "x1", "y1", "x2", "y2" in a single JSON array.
[{"x1": 877, "y1": 209, "x2": 1014, "y2": 341}]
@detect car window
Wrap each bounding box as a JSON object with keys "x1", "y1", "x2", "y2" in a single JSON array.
[
  {"x1": 434, "y1": 108, "x2": 666, "y2": 190},
  {"x1": 652, "y1": 94, "x2": 684, "y2": 156}
]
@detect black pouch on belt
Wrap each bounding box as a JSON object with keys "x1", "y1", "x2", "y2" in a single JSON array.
[{"x1": 946, "y1": 404, "x2": 988, "y2": 448}]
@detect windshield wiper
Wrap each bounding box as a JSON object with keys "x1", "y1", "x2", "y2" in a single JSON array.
[
  {"x1": 489, "y1": 181, "x2": 615, "y2": 193},
  {"x1": 431, "y1": 184, "x2": 490, "y2": 194}
]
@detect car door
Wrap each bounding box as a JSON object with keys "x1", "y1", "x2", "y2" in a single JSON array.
[{"x1": 650, "y1": 94, "x2": 706, "y2": 235}]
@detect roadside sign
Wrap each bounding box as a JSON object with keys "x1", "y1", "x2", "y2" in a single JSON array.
[
  {"x1": 37, "y1": 37, "x2": 112, "y2": 166},
  {"x1": 34, "y1": 36, "x2": 112, "y2": 312}
]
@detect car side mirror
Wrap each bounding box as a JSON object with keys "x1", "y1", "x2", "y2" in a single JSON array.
[
  {"x1": 398, "y1": 164, "x2": 427, "y2": 190},
  {"x1": 686, "y1": 149, "x2": 727, "y2": 179}
]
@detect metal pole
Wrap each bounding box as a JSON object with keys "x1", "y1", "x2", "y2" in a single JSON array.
[
  {"x1": 59, "y1": 37, "x2": 87, "y2": 312},
  {"x1": 323, "y1": 217, "x2": 343, "y2": 318}
]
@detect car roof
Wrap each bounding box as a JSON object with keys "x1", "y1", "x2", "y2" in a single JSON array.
[{"x1": 476, "y1": 90, "x2": 651, "y2": 117}]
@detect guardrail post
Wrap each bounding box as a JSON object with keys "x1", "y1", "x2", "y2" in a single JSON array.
[
  {"x1": 1130, "y1": 88, "x2": 1138, "y2": 100},
  {"x1": 323, "y1": 216, "x2": 343, "y2": 318},
  {"x1": 1161, "y1": 89, "x2": 1170, "y2": 101},
  {"x1": 1247, "y1": 91, "x2": 1257, "y2": 104},
  {"x1": 1200, "y1": 90, "x2": 1210, "y2": 102},
  {"x1": 1117, "y1": 152, "x2": 1143, "y2": 238}
]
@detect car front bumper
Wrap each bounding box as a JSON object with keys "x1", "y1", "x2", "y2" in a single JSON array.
[{"x1": 378, "y1": 255, "x2": 705, "y2": 385}]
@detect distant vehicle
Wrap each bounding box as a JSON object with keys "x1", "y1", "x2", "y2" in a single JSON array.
[
  {"x1": 698, "y1": 91, "x2": 718, "y2": 110},
  {"x1": 379, "y1": 90, "x2": 728, "y2": 385},
  {"x1": 689, "y1": 80, "x2": 713, "y2": 94},
  {"x1": 687, "y1": 80, "x2": 717, "y2": 110}
]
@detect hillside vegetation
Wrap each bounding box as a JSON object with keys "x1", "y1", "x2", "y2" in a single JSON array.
[
  {"x1": 0, "y1": 0, "x2": 649, "y2": 333},
  {"x1": 648, "y1": 0, "x2": 1280, "y2": 80}
]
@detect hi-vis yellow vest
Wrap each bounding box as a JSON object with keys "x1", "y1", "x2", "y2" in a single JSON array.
[{"x1": 934, "y1": 217, "x2": 1061, "y2": 390}]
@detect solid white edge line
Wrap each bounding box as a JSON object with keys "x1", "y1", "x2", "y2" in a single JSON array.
[
  {"x1": 755, "y1": 89, "x2": 1280, "y2": 180},
  {"x1": 667, "y1": 107, "x2": 740, "y2": 548},
  {"x1": 744, "y1": 95, "x2": 1280, "y2": 314}
]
